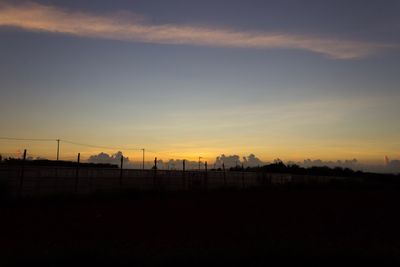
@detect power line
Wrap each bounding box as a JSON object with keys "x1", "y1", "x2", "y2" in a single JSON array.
[
  {"x1": 0, "y1": 137, "x2": 191, "y2": 160},
  {"x1": 60, "y1": 140, "x2": 142, "y2": 151},
  {"x1": 0, "y1": 137, "x2": 56, "y2": 142},
  {"x1": 0, "y1": 137, "x2": 142, "y2": 151}
]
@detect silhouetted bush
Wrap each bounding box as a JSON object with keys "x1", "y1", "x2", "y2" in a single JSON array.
[{"x1": 233, "y1": 162, "x2": 400, "y2": 186}]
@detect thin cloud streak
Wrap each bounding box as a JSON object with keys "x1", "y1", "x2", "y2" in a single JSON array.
[{"x1": 0, "y1": 2, "x2": 390, "y2": 59}]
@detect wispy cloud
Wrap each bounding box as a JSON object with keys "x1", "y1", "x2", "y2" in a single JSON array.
[{"x1": 0, "y1": 2, "x2": 391, "y2": 59}]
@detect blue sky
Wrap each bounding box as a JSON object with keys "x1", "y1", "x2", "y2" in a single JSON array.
[{"x1": 0, "y1": 0, "x2": 399, "y2": 163}]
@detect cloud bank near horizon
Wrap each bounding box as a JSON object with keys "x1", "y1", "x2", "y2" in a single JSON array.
[
  {"x1": 84, "y1": 151, "x2": 400, "y2": 174},
  {"x1": 0, "y1": 2, "x2": 391, "y2": 59}
]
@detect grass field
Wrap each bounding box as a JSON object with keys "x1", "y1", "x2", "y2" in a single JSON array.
[{"x1": 1, "y1": 188, "x2": 400, "y2": 265}]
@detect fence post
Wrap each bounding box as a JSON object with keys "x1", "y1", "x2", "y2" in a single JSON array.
[
  {"x1": 153, "y1": 157, "x2": 157, "y2": 189},
  {"x1": 55, "y1": 164, "x2": 59, "y2": 193},
  {"x1": 119, "y1": 156, "x2": 124, "y2": 187},
  {"x1": 223, "y1": 163, "x2": 226, "y2": 187},
  {"x1": 204, "y1": 161, "x2": 208, "y2": 190},
  {"x1": 182, "y1": 160, "x2": 186, "y2": 190},
  {"x1": 242, "y1": 163, "x2": 245, "y2": 189},
  {"x1": 75, "y1": 153, "x2": 80, "y2": 193},
  {"x1": 18, "y1": 149, "x2": 27, "y2": 197}
]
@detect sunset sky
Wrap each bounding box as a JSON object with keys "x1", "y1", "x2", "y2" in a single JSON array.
[{"x1": 0, "y1": 0, "x2": 399, "y2": 164}]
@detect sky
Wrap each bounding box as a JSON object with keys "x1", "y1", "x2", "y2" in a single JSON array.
[{"x1": 0, "y1": 0, "x2": 399, "y2": 164}]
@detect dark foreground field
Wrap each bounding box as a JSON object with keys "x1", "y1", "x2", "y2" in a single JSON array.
[{"x1": 1, "y1": 187, "x2": 400, "y2": 266}]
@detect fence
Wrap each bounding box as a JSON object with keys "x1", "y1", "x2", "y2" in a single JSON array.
[{"x1": 0, "y1": 164, "x2": 345, "y2": 197}]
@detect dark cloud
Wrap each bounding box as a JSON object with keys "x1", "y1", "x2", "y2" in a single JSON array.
[
  {"x1": 214, "y1": 154, "x2": 241, "y2": 169},
  {"x1": 214, "y1": 154, "x2": 265, "y2": 168},
  {"x1": 88, "y1": 151, "x2": 132, "y2": 167},
  {"x1": 86, "y1": 153, "x2": 205, "y2": 170},
  {"x1": 243, "y1": 154, "x2": 265, "y2": 167}
]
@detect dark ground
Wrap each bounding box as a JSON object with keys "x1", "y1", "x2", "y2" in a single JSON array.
[{"x1": 1, "y1": 187, "x2": 400, "y2": 266}]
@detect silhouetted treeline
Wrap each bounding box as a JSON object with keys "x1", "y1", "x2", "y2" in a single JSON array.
[
  {"x1": 0, "y1": 159, "x2": 118, "y2": 168},
  {"x1": 226, "y1": 161, "x2": 400, "y2": 182}
]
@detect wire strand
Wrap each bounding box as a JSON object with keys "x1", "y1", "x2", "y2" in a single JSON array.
[
  {"x1": 0, "y1": 136, "x2": 182, "y2": 157},
  {"x1": 0, "y1": 137, "x2": 56, "y2": 142},
  {"x1": 60, "y1": 140, "x2": 142, "y2": 151}
]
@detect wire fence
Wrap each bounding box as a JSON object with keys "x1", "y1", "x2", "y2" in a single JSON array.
[
  {"x1": 0, "y1": 163, "x2": 344, "y2": 197},
  {"x1": 0, "y1": 136, "x2": 358, "y2": 197}
]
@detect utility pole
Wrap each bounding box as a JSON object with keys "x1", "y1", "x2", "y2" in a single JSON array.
[
  {"x1": 18, "y1": 149, "x2": 27, "y2": 197},
  {"x1": 75, "y1": 153, "x2": 80, "y2": 193},
  {"x1": 182, "y1": 159, "x2": 186, "y2": 190},
  {"x1": 153, "y1": 157, "x2": 157, "y2": 189},
  {"x1": 223, "y1": 162, "x2": 226, "y2": 187},
  {"x1": 204, "y1": 161, "x2": 208, "y2": 190},
  {"x1": 120, "y1": 156, "x2": 124, "y2": 187},
  {"x1": 142, "y1": 148, "x2": 145, "y2": 170},
  {"x1": 56, "y1": 139, "x2": 60, "y2": 161}
]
